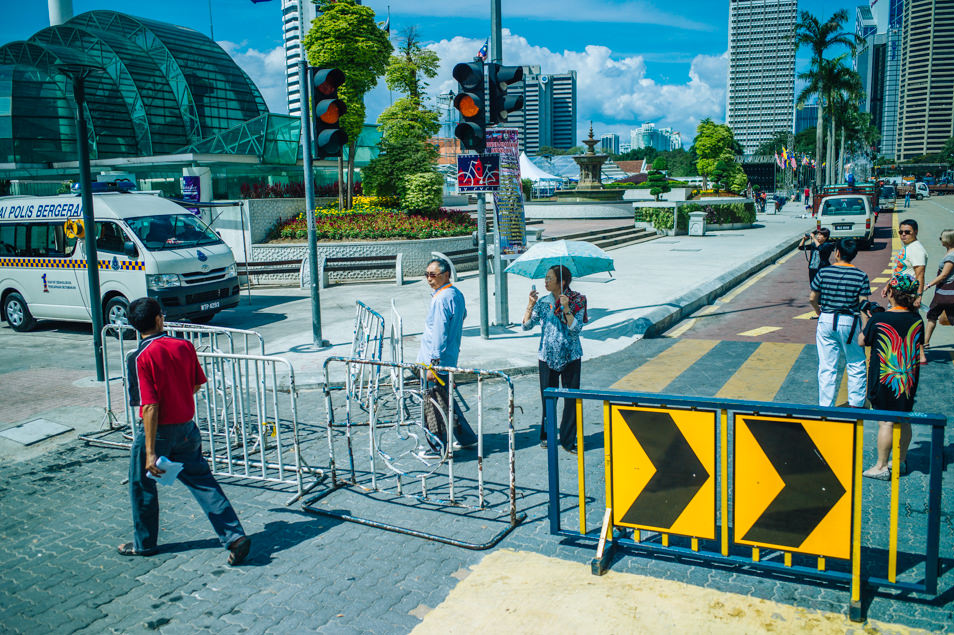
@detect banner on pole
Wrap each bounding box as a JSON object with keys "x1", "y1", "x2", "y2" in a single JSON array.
[
  {"x1": 457, "y1": 154, "x2": 501, "y2": 192},
  {"x1": 485, "y1": 128, "x2": 527, "y2": 256}
]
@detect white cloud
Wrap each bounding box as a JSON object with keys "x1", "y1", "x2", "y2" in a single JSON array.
[
  {"x1": 427, "y1": 30, "x2": 727, "y2": 144},
  {"x1": 218, "y1": 40, "x2": 289, "y2": 114},
  {"x1": 382, "y1": 0, "x2": 712, "y2": 31}
]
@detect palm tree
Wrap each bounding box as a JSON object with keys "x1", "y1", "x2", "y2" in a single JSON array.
[{"x1": 794, "y1": 10, "x2": 859, "y2": 186}]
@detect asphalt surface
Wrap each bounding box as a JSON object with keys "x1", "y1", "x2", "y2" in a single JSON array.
[{"x1": 0, "y1": 198, "x2": 951, "y2": 633}]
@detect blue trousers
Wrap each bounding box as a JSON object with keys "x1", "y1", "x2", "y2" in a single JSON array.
[
  {"x1": 129, "y1": 420, "x2": 245, "y2": 553},
  {"x1": 432, "y1": 374, "x2": 478, "y2": 446}
]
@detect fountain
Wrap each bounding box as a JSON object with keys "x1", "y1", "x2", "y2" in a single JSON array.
[{"x1": 553, "y1": 124, "x2": 625, "y2": 202}]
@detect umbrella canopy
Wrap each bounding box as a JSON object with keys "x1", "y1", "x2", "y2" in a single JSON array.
[{"x1": 504, "y1": 240, "x2": 615, "y2": 279}]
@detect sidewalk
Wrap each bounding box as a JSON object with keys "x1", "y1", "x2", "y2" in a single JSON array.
[{"x1": 215, "y1": 203, "x2": 815, "y2": 386}]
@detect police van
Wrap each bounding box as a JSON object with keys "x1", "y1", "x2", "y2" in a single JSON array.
[{"x1": 0, "y1": 189, "x2": 240, "y2": 332}]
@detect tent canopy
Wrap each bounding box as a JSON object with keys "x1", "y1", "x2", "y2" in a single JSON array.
[{"x1": 519, "y1": 152, "x2": 562, "y2": 183}]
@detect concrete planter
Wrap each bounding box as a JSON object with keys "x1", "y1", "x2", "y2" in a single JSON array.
[
  {"x1": 707, "y1": 222, "x2": 754, "y2": 231},
  {"x1": 524, "y1": 200, "x2": 633, "y2": 219},
  {"x1": 248, "y1": 235, "x2": 475, "y2": 284},
  {"x1": 623, "y1": 187, "x2": 694, "y2": 202}
]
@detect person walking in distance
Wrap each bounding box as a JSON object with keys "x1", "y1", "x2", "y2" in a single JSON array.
[
  {"x1": 417, "y1": 258, "x2": 478, "y2": 451},
  {"x1": 119, "y1": 297, "x2": 251, "y2": 564},
  {"x1": 904, "y1": 190, "x2": 911, "y2": 208},
  {"x1": 860, "y1": 275, "x2": 925, "y2": 479},
  {"x1": 809, "y1": 239, "x2": 872, "y2": 408}
]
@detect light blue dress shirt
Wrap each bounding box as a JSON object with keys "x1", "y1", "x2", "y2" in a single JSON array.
[{"x1": 417, "y1": 284, "x2": 466, "y2": 368}]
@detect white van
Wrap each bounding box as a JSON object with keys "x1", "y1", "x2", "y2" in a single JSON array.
[
  {"x1": 816, "y1": 194, "x2": 875, "y2": 248},
  {"x1": 0, "y1": 191, "x2": 239, "y2": 332}
]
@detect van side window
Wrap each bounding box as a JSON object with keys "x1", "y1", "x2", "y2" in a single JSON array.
[
  {"x1": 23, "y1": 224, "x2": 77, "y2": 257},
  {"x1": 95, "y1": 221, "x2": 126, "y2": 254},
  {"x1": 0, "y1": 224, "x2": 26, "y2": 256}
]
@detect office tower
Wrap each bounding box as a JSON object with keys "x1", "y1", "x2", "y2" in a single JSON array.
[
  {"x1": 879, "y1": 0, "x2": 905, "y2": 158},
  {"x1": 283, "y1": 0, "x2": 318, "y2": 116},
  {"x1": 896, "y1": 0, "x2": 954, "y2": 160},
  {"x1": 794, "y1": 104, "x2": 819, "y2": 135},
  {"x1": 726, "y1": 0, "x2": 798, "y2": 154},
  {"x1": 505, "y1": 67, "x2": 577, "y2": 154},
  {"x1": 600, "y1": 134, "x2": 620, "y2": 154},
  {"x1": 855, "y1": 4, "x2": 888, "y2": 152},
  {"x1": 630, "y1": 123, "x2": 680, "y2": 151}
]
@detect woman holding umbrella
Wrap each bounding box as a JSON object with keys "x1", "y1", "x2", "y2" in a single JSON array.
[{"x1": 522, "y1": 264, "x2": 587, "y2": 452}]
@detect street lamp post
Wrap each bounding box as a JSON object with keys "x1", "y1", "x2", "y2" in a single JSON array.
[{"x1": 56, "y1": 63, "x2": 106, "y2": 381}]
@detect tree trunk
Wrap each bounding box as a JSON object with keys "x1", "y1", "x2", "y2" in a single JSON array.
[
  {"x1": 346, "y1": 139, "x2": 357, "y2": 209},
  {"x1": 839, "y1": 128, "x2": 846, "y2": 183},
  {"x1": 814, "y1": 100, "x2": 824, "y2": 187},
  {"x1": 337, "y1": 154, "x2": 345, "y2": 211},
  {"x1": 827, "y1": 117, "x2": 835, "y2": 184}
]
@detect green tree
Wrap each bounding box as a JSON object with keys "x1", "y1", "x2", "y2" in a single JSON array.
[
  {"x1": 939, "y1": 136, "x2": 954, "y2": 165},
  {"x1": 794, "y1": 9, "x2": 859, "y2": 186},
  {"x1": 402, "y1": 172, "x2": 444, "y2": 213},
  {"x1": 537, "y1": 145, "x2": 582, "y2": 156},
  {"x1": 647, "y1": 157, "x2": 671, "y2": 201},
  {"x1": 362, "y1": 25, "x2": 443, "y2": 208},
  {"x1": 693, "y1": 118, "x2": 740, "y2": 190},
  {"x1": 304, "y1": 0, "x2": 392, "y2": 208}
]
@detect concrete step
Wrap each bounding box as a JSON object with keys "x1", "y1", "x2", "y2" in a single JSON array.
[
  {"x1": 545, "y1": 226, "x2": 638, "y2": 242},
  {"x1": 598, "y1": 232, "x2": 661, "y2": 251},
  {"x1": 592, "y1": 228, "x2": 658, "y2": 248}
]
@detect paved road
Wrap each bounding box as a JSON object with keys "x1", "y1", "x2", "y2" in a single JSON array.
[{"x1": 0, "y1": 200, "x2": 951, "y2": 633}]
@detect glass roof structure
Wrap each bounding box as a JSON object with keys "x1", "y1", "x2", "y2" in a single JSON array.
[{"x1": 0, "y1": 10, "x2": 270, "y2": 165}]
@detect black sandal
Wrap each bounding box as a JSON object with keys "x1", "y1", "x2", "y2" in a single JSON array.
[{"x1": 117, "y1": 542, "x2": 156, "y2": 557}]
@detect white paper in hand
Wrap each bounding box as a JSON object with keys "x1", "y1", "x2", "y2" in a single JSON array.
[{"x1": 146, "y1": 456, "x2": 183, "y2": 486}]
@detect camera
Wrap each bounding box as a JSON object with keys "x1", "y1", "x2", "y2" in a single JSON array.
[{"x1": 860, "y1": 300, "x2": 884, "y2": 315}]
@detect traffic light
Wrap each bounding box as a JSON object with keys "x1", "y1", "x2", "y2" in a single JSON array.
[
  {"x1": 452, "y1": 61, "x2": 486, "y2": 152},
  {"x1": 312, "y1": 67, "x2": 348, "y2": 158},
  {"x1": 488, "y1": 64, "x2": 523, "y2": 125}
]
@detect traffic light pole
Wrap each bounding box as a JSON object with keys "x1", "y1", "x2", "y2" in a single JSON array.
[
  {"x1": 299, "y1": 61, "x2": 327, "y2": 349},
  {"x1": 476, "y1": 192, "x2": 489, "y2": 339},
  {"x1": 490, "y1": 0, "x2": 509, "y2": 326}
]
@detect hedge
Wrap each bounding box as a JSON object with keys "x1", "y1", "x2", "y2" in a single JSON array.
[{"x1": 634, "y1": 200, "x2": 755, "y2": 231}]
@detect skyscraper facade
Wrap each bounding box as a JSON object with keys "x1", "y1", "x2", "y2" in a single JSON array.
[
  {"x1": 794, "y1": 104, "x2": 819, "y2": 134},
  {"x1": 630, "y1": 123, "x2": 682, "y2": 151},
  {"x1": 600, "y1": 134, "x2": 620, "y2": 154},
  {"x1": 726, "y1": 0, "x2": 798, "y2": 154},
  {"x1": 282, "y1": 0, "x2": 318, "y2": 117},
  {"x1": 505, "y1": 67, "x2": 577, "y2": 154},
  {"x1": 896, "y1": 0, "x2": 954, "y2": 160},
  {"x1": 879, "y1": 0, "x2": 905, "y2": 158}
]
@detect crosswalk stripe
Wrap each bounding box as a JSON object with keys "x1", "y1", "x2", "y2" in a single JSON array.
[
  {"x1": 794, "y1": 311, "x2": 817, "y2": 320},
  {"x1": 612, "y1": 339, "x2": 718, "y2": 392},
  {"x1": 738, "y1": 326, "x2": 782, "y2": 336},
  {"x1": 715, "y1": 342, "x2": 804, "y2": 401},
  {"x1": 872, "y1": 277, "x2": 890, "y2": 283}
]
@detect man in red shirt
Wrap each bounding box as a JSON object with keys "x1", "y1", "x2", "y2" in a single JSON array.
[{"x1": 118, "y1": 297, "x2": 250, "y2": 565}]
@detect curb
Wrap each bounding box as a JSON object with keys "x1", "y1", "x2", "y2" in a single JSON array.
[{"x1": 287, "y1": 228, "x2": 806, "y2": 391}]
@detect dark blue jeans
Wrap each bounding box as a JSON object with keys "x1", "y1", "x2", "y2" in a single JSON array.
[{"x1": 129, "y1": 420, "x2": 245, "y2": 553}]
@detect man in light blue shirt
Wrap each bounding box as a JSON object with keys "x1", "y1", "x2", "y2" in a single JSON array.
[{"x1": 417, "y1": 258, "x2": 477, "y2": 449}]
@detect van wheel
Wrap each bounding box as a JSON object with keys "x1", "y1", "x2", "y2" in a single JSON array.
[
  {"x1": 3, "y1": 292, "x2": 36, "y2": 332},
  {"x1": 916, "y1": 194, "x2": 924, "y2": 200},
  {"x1": 104, "y1": 296, "x2": 133, "y2": 338}
]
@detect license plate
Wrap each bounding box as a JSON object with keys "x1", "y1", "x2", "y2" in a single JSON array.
[
  {"x1": 835, "y1": 224, "x2": 851, "y2": 230},
  {"x1": 200, "y1": 301, "x2": 220, "y2": 311}
]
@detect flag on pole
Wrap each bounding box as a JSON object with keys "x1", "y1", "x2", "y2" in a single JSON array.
[
  {"x1": 775, "y1": 152, "x2": 783, "y2": 168},
  {"x1": 476, "y1": 40, "x2": 488, "y2": 60}
]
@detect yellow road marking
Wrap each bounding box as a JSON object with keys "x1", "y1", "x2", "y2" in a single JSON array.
[
  {"x1": 882, "y1": 269, "x2": 894, "y2": 274},
  {"x1": 738, "y1": 326, "x2": 782, "y2": 336},
  {"x1": 716, "y1": 342, "x2": 804, "y2": 400},
  {"x1": 666, "y1": 304, "x2": 720, "y2": 338},
  {"x1": 612, "y1": 339, "x2": 718, "y2": 392},
  {"x1": 836, "y1": 371, "x2": 849, "y2": 405},
  {"x1": 794, "y1": 311, "x2": 818, "y2": 320},
  {"x1": 872, "y1": 277, "x2": 890, "y2": 283}
]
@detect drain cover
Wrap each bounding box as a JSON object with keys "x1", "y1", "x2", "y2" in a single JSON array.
[{"x1": 0, "y1": 419, "x2": 73, "y2": 445}]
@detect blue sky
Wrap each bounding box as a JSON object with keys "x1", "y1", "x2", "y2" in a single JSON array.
[{"x1": 1, "y1": 0, "x2": 863, "y2": 144}]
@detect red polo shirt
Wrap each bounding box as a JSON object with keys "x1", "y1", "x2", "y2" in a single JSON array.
[{"x1": 126, "y1": 333, "x2": 207, "y2": 425}]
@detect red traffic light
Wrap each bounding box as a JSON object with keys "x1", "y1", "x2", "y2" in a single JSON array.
[{"x1": 313, "y1": 68, "x2": 345, "y2": 97}]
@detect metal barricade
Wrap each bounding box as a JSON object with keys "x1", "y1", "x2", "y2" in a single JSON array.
[
  {"x1": 543, "y1": 387, "x2": 947, "y2": 621},
  {"x1": 301, "y1": 356, "x2": 525, "y2": 549},
  {"x1": 195, "y1": 351, "x2": 322, "y2": 504},
  {"x1": 346, "y1": 301, "x2": 385, "y2": 409},
  {"x1": 81, "y1": 322, "x2": 266, "y2": 449}
]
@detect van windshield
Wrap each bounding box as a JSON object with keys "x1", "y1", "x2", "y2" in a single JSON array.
[
  {"x1": 125, "y1": 214, "x2": 221, "y2": 251},
  {"x1": 821, "y1": 198, "x2": 867, "y2": 216},
  {"x1": 881, "y1": 186, "x2": 896, "y2": 198}
]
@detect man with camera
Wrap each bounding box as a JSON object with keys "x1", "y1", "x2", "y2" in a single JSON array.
[
  {"x1": 809, "y1": 238, "x2": 872, "y2": 408},
  {"x1": 798, "y1": 228, "x2": 833, "y2": 288}
]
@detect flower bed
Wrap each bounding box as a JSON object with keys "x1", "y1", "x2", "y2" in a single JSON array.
[{"x1": 267, "y1": 196, "x2": 474, "y2": 242}]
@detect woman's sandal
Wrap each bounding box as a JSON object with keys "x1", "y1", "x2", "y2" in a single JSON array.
[{"x1": 117, "y1": 542, "x2": 156, "y2": 557}]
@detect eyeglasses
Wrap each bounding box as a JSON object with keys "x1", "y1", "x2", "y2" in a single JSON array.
[
  {"x1": 898, "y1": 229, "x2": 913, "y2": 235},
  {"x1": 424, "y1": 271, "x2": 442, "y2": 278}
]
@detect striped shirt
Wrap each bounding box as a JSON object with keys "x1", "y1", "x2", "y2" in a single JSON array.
[{"x1": 811, "y1": 262, "x2": 871, "y2": 313}]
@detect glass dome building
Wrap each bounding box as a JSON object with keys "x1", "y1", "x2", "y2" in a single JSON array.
[{"x1": 0, "y1": 10, "x2": 273, "y2": 165}]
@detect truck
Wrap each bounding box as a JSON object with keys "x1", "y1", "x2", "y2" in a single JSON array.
[
  {"x1": 0, "y1": 190, "x2": 240, "y2": 332},
  {"x1": 897, "y1": 182, "x2": 930, "y2": 200},
  {"x1": 878, "y1": 184, "x2": 897, "y2": 212}
]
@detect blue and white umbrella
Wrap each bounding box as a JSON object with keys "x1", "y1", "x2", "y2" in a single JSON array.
[{"x1": 504, "y1": 239, "x2": 614, "y2": 280}]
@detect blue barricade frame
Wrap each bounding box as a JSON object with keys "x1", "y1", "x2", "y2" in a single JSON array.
[{"x1": 543, "y1": 387, "x2": 946, "y2": 622}]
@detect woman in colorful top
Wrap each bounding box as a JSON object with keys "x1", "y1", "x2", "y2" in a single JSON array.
[
  {"x1": 923, "y1": 229, "x2": 954, "y2": 351},
  {"x1": 860, "y1": 274, "x2": 924, "y2": 480},
  {"x1": 522, "y1": 264, "x2": 586, "y2": 452}
]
